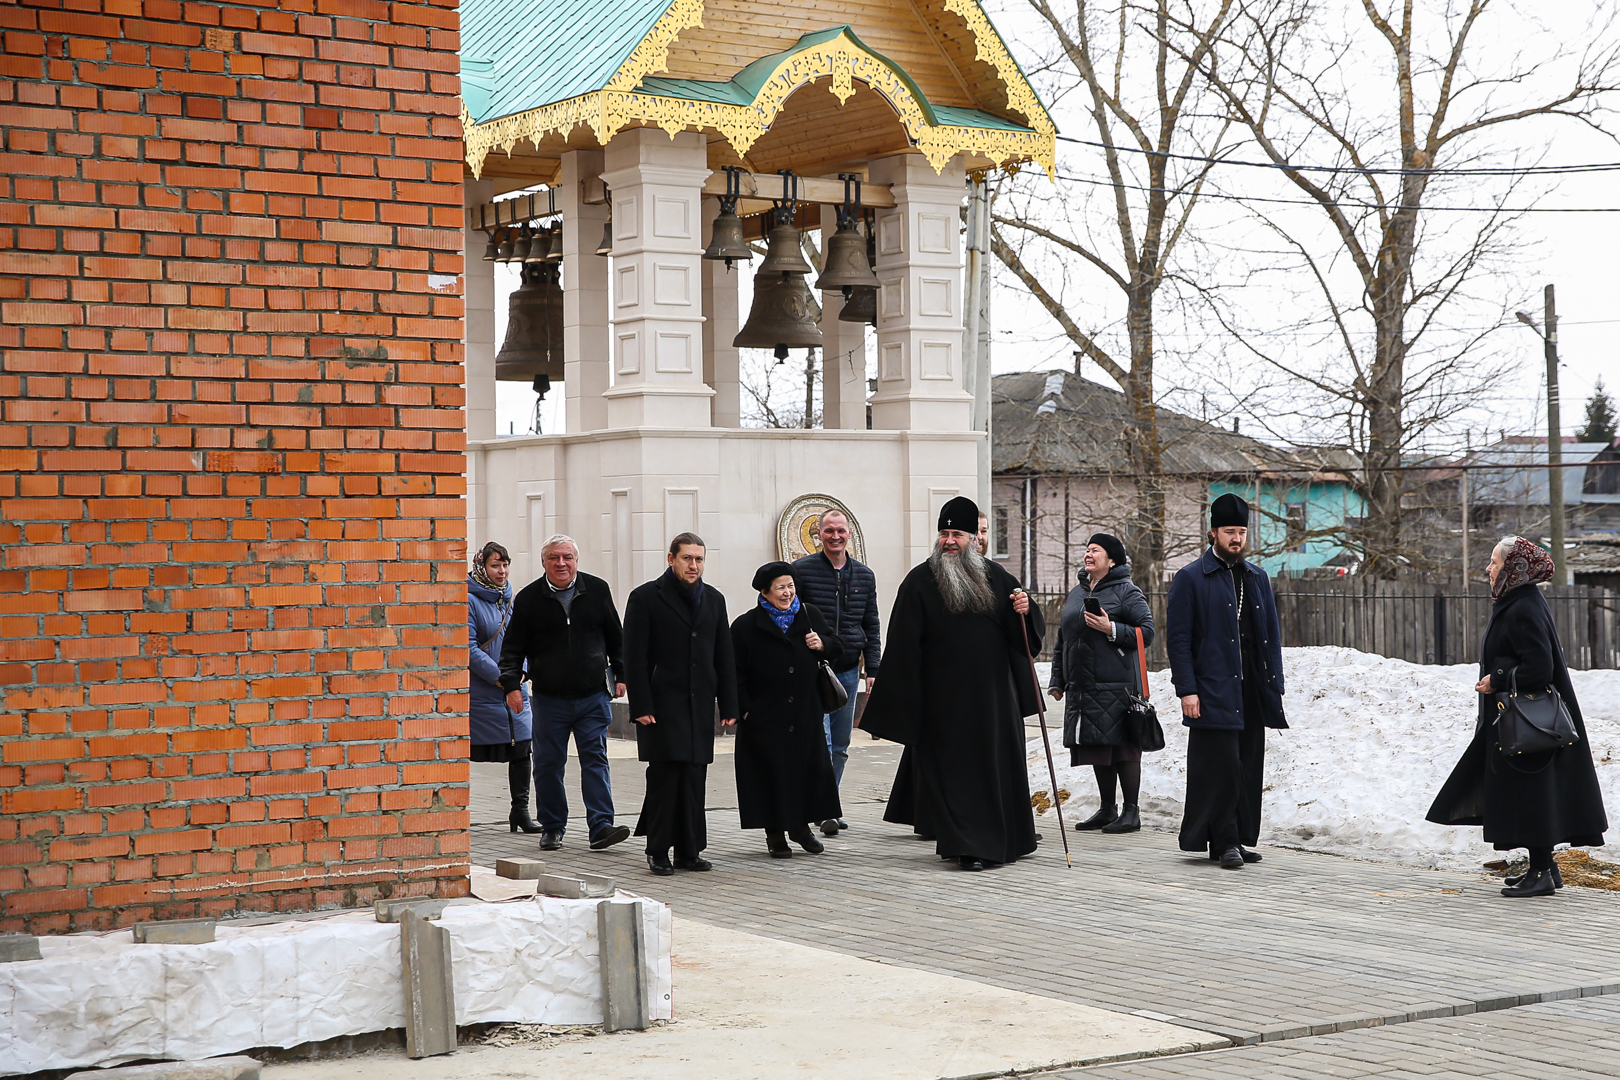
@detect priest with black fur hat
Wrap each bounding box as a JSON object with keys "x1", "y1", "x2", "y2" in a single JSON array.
[
  {"x1": 1165, "y1": 493, "x2": 1288, "y2": 870},
  {"x1": 861, "y1": 496, "x2": 1045, "y2": 870}
]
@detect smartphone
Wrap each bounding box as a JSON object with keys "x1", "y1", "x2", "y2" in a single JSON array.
[{"x1": 1084, "y1": 597, "x2": 1104, "y2": 617}]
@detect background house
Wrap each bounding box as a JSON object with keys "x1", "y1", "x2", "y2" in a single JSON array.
[{"x1": 990, "y1": 369, "x2": 1364, "y2": 589}]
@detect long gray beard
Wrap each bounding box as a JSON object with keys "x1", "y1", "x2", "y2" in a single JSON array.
[{"x1": 930, "y1": 541, "x2": 996, "y2": 615}]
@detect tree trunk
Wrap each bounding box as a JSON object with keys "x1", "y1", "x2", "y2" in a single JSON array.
[{"x1": 1124, "y1": 285, "x2": 1167, "y2": 586}]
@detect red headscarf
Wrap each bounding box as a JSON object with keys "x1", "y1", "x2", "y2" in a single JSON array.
[{"x1": 1492, "y1": 536, "x2": 1554, "y2": 600}]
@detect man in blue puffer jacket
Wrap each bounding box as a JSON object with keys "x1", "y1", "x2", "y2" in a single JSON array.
[
  {"x1": 1166, "y1": 494, "x2": 1288, "y2": 870},
  {"x1": 468, "y1": 542, "x2": 537, "y2": 832},
  {"x1": 790, "y1": 508, "x2": 881, "y2": 836}
]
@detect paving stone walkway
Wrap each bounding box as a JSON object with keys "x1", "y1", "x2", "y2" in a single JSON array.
[{"x1": 471, "y1": 735, "x2": 1620, "y2": 1070}]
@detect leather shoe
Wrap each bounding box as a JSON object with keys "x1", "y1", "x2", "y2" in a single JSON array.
[
  {"x1": 1074, "y1": 804, "x2": 1119, "y2": 831},
  {"x1": 1209, "y1": 846, "x2": 1261, "y2": 864},
  {"x1": 788, "y1": 827, "x2": 825, "y2": 854},
  {"x1": 646, "y1": 852, "x2": 674, "y2": 876},
  {"x1": 1100, "y1": 805, "x2": 1141, "y2": 834},
  {"x1": 589, "y1": 824, "x2": 630, "y2": 850},
  {"x1": 766, "y1": 833, "x2": 792, "y2": 859},
  {"x1": 958, "y1": 856, "x2": 985, "y2": 871},
  {"x1": 538, "y1": 830, "x2": 562, "y2": 852},
  {"x1": 1501, "y1": 868, "x2": 1556, "y2": 897},
  {"x1": 1505, "y1": 864, "x2": 1563, "y2": 889},
  {"x1": 673, "y1": 856, "x2": 713, "y2": 871},
  {"x1": 1218, "y1": 846, "x2": 1245, "y2": 869},
  {"x1": 819, "y1": 819, "x2": 840, "y2": 838},
  {"x1": 916, "y1": 832, "x2": 936, "y2": 841},
  {"x1": 836, "y1": 819, "x2": 848, "y2": 830}
]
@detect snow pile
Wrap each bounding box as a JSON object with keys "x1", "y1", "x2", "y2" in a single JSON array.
[{"x1": 1029, "y1": 646, "x2": 1620, "y2": 870}]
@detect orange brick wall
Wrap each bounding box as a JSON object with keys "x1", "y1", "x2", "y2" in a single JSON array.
[{"x1": 0, "y1": 0, "x2": 471, "y2": 932}]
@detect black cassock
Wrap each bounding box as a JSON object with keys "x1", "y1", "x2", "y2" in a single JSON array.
[{"x1": 862, "y1": 559, "x2": 1044, "y2": 864}]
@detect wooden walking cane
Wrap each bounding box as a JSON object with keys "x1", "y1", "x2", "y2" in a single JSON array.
[{"x1": 1015, "y1": 591, "x2": 1072, "y2": 869}]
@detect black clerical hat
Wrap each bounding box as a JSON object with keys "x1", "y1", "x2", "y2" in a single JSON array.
[
  {"x1": 937, "y1": 496, "x2": 980, "y2": 534},
  {"x1": 1210, "y1": 493, "x2": 1249, "y2": 529}
]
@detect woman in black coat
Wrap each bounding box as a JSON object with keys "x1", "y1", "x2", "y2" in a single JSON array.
[
  {"x1": 1049, "y1": 534, "x2": 1155, "y2": 835},
  {"x1": 731, "y1": 562, "x2": 844, "y2": 858},
  {"x1": 1428, "y1": 536, "x2": 1607, "y2": 897}
]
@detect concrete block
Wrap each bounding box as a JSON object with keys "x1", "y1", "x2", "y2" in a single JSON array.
[
  {"x1": 535, "y1": 872, "x2": 615, "y2": 899},
  {"x1": 597, "y1": 900, "x2": 648, "y2": 1032},
  {"x1": 495, "y1": 856, "x2": 545, "y2": 879},
  {"x1": 0, "y1": 934, "x2": 42, "y2": 963},
  {"x1": 401, "y1": 909, "x2": 456, "y2": 1059},
  {"x1": 131, "y1": 919, "x2": 216, "y2": 944},
  {"x1": 374, "y1": 897, "x2": 450, "y2": 923},
  {"x1": 65, "y1": 1055, "x2": 260, "y2": 1080}
]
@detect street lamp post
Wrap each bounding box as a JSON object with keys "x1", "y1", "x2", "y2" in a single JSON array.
[{"x1": 1515, "y1": 284, "x2": 1565, "y2": 586}]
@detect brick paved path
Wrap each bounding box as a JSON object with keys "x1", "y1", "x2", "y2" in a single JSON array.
[{"x1": 472, "y1": 736, "x2": 1620, "y2": 1069}]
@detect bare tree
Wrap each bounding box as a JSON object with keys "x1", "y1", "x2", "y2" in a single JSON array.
[
  {"x1": 991, "y1": 0, "x2": 1279, "y2": 583},
  {"x1": 1184, "y1": 0, "x2": 1620, "y2": 577}
]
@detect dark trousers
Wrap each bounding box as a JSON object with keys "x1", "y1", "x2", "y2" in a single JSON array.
[
  {"x1": 531, "y1": 691, "x2": 615, "y2": 835},
  {"x1": 634, "y1": 761, "x2": 708, "y2": 858},
  {"x1": 1179, "y1": 706, "x2": 1267, "y2": 852}
]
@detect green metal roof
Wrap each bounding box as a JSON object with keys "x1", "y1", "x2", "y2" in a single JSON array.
[{"x1": 460, "y1": 0, "x2": 674, "y2": 124}]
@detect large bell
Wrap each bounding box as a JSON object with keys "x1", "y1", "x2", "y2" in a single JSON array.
[
  {"x1": 495, "y1": 261, "x2": 565, "y2": 395},
  {"x1": 758, "y1": 220, "x2": 813, "y2": 275},
  {"x1": 734, "y1": 267, "x2": 823, "y2": 360},
  {"x1": 814, "y1": 220, "x2": 879, "y2": 294},
  {"x1": 703, "y1": 209, "x2": 753, "y2": 266},
  {"x1": 838, "y1": 286, "x2": 876, "y2": 326}
]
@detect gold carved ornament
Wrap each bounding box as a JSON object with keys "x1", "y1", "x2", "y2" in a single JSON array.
[
  {"x1": 940, "y1": 0, "x2": 1056, "y2": 137},
  {"x1": 463, "y1": 14, "x2": 1055, "y2": 179}
]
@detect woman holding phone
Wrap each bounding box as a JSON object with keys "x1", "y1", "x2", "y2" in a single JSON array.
[{"x1": 1049, "y1": 533, "x2": 1155, "y2": 834}]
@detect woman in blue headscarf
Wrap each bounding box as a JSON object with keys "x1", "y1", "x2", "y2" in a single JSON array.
[{"x1": 730, "y1": 562, "x2": 844, "y2": 858}]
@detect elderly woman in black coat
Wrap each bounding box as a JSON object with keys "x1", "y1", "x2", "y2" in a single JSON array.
[
  {"x1": 1428, "y1": 536, "x2": 1607, "y2": 897},
  {"x1": 732, "y1": 562, "x2": 844, "y2": 858},
  {"x1": 1049, "y1": 533, "x2": 1155, "y2": 835}
]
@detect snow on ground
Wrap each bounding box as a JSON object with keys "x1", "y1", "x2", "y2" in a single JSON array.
[{"x1": 1028, "y1": 647, "x2": 1620, "y2": 871}]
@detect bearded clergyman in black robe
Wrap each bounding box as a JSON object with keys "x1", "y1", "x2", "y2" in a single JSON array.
[{"x1": 861, "y1": 496, "x2": 1045, "y2": 870}]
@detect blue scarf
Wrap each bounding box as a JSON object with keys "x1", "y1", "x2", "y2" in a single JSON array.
[{"x1": 759, "y1": 594, "x2": 800, "y2": 633}]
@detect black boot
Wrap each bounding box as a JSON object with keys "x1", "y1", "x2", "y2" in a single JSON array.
[
  {"x1": 1505, "y1": 865, "x2": 1563, "y2": 889},
  {"x1": 788, "y1": 826, "x2": 824, "y2": 854},
  {"x1": 1501, "y1": 868, "x2": 1556, "y2": 897},
  {"x1": 508, "y1": 754, "x2": 541, "y2": 833},
  {"x1": 1100, "y1": 805, "x2": 1140, "y2": 834},
  {"x1": 766, "y1": 832, "x2": 792, "y2": 859},
  {"x1": 1074, "y1": 804, "x2": 1118, "y2": 831}
]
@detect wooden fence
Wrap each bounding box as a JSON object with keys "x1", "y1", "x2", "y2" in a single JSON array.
[{"x1": 1031, "y1": 580, "x2": 1620, "y2": 671}]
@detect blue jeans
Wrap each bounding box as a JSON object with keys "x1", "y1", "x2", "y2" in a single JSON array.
[
  {"x1": 823, "y1": 667, "x2": 861, "y2": 788},
  {"x1": 531, "y1": 691, "x2": 614, "y2": 835}
]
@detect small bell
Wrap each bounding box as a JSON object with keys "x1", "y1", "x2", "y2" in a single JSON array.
[
  {"x1": 814, "y1": 220, "x2": 879, "y2": 294},
  {"x1": 495, "y1": 229, "x2": 516, "y2": 262},
  {"x1": 596, "y1": 219, "x2": 613, "y2": 257},
  {"x1": 703, "y1": 209, "x2": 753, "y2": 267},
  {"x1": 520, "y1": 227, "x2": 546, "y2": 264},
  {"x1": 543, "y1": 227, "x2": 563, "y2": 263},
  {"x1": 838, "y1": 286, "x2": 877, "y2": 326},
  {"x1": 734, "y1": 266, "x2": 823, "y2": 360},
  {"x1": 758, "y1": 220, "x2": 813, "y2": 276},
  {"x1": 481, "y1": 231, "x2": 498, "y2": 261}
]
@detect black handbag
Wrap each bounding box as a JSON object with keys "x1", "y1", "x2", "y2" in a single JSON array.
[
  {"x1": 1492, "y1": 667, "x2": 1577, "y2": 757},
  {"x1": 1125, "y1": 625, "x2": 1166, "y2": 753},
  {"x1": 816, "y1": 660, "x2": 849, "y2": 712}
]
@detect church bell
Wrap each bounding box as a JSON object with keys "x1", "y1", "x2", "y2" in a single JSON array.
[
  {"x1": 702, "y1": 166, "x2": 754, "y2": 268},
  {"x1": 838, "y1": 286, "x2": 877, "y2": 326},
  {"x1": 758, "y1": 220, "x2": 814, "y2": 276},
  {"x1": 494, "y1": 260, "x2": 564, "y2": 396},
  {"x1": 734, "y1": 266, "x2": 823, "y2": 360},
  {"x1": 813, "y1": 219, "x2": 879, "y2": 294}
]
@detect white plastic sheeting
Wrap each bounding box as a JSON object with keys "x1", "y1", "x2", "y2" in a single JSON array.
[{"x1": 0, "y1": 894, "x2": 672, "y2": 1076}]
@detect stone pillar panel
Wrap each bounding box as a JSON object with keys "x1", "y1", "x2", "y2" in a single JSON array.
[
  {"x1": 868, "y1": 154, "x2": 973, "y2": 432},
  {"x1": 819, "y1": 204, "x2": 869, "y2": 430},
  {"x1": 561, "y1": 151, "x2": 612, "y2": 434},
  {"x1": 702, "y1": 200, "x2": 742, "y2": 428},
  {"x1": 600, "y1": 130, "x2": 715, "y2": 429}
]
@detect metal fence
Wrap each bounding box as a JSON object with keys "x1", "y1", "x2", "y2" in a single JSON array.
[{"x1": 1031, "y1": 580, "x2": 1620, "y2": 671}]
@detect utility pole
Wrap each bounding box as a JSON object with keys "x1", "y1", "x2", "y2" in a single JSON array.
[
  {"x1": 962, "y1": 174, "x2": 992, "y2": 518},
  {"x1": 1516, "y1": 285, "x2": 1566, "y2": 586}
]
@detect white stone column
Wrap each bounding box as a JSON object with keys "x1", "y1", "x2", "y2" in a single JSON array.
[
  {"x1": 560, "y1": 150, "x2": 610, "y2": 434},
  {"x1": 818, "y1": 203, "x2": 869, "y2": 430},
  {"x1": 464, "y1": 178, "x2": 496, "y2": 443},
  {"x1": 599, "y1": 129, "x2": 714, "y2": 429},
  {"x1": 867, "y1": 154, "x2": 972, "y2": 432},
  {"x1": 701, "y1": 199, "x2": 741, "y2": 427}
]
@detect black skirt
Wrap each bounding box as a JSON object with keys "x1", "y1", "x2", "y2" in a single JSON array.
[{"x1": 470, "y1": 739, "x2": 532, "y2": 763}]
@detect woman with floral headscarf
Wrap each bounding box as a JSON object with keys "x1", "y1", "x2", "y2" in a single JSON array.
[{"x1": 1428, "y1": 537, "x2": 1607, "y2": 897}]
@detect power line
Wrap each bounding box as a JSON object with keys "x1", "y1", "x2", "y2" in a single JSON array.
[
  {"x1": 1056, "y1": 134, "x2": 1620, "y2": 177},
  {"x1": 1050, "y1": 169, "x2": 1620, "y2": 213}
]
